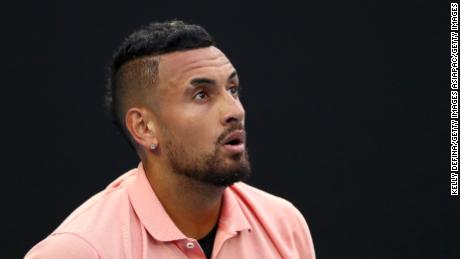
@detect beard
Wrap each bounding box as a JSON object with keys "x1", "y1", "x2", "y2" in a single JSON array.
[{"x1": 161, "y1": 124, "x2": 252, "y2": 187}]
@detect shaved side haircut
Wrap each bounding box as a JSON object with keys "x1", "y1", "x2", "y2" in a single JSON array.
[{"x1": 105, "y1": 20, "x2": 215, "y2": 149}]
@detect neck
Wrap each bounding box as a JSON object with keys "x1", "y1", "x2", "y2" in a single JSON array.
[{"x1": 143, "y1": 158, "x2": 225, "y2": 240}]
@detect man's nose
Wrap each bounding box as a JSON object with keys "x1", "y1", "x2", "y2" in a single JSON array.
[{"x1": 220, "y1": 94, "x2": 245, "y2": 126}]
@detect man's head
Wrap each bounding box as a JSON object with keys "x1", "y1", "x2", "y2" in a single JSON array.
[{"x1": 106, "y1": 20, "x2": 251, "y2": 186}]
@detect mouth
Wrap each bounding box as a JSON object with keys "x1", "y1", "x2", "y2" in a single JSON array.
[{"x1": 221, "y1": 130, "x2": 246, "y2": 154}]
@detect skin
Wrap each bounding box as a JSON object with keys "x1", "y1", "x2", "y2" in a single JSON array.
[{"x1": 125, "y1": 46, "x2": 247, "y2": 239}]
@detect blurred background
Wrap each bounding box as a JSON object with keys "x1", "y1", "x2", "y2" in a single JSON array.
[{"x1": 3, "y1": 1, "x2": 456, "y2": 258}]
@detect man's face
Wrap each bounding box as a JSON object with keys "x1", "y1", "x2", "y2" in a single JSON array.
[{"x1": 151, "y1": 46, "x2": 251, "y2": 186}]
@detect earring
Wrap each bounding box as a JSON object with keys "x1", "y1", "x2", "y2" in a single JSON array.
[{"x1": 150, "y1": 143, "x2": 157, "y2": 150}]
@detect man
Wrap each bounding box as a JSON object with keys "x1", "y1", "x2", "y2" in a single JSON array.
[{"x1": 25, "y1": 20, "x2": 315, "y2": 259}]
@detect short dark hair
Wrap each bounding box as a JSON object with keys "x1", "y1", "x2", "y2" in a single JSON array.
[{"x1": 105, "y1": 20, "x2": 215, "y2": 149}]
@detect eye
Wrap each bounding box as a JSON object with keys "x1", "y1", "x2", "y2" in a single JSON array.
[
  {"x1": 194, "y1": 91, "x2": 208, "y2": 100},
  {"x1": 228, "y1": 86, "x2": 239, "y2": 97}
]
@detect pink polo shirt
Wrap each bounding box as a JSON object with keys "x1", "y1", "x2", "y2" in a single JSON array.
[{"x1": 25, "y1": 163, "x2": 315, "y2": 259}]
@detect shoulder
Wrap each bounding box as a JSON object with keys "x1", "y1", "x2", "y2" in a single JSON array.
[
  {"x1": 230, "y1": 182, "x2": 316, "y2": 258},
  {"x1": 230, "y1": 182, "x2": 300, "y2": 214},
  {"x1": 24, "y1": 233, "x2": 99, "y2": 259},
  {"x1": 229, "y1": 182, "x2": 307, "y2": 227},
  {"x1": 55, "y1": 169, "x2": 137, "y2": 234},
  {"x1": 26, "y1": 169, "x2": 138, "y2": 258}
]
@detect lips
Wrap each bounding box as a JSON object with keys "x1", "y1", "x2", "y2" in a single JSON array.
[
  {"x1": 222, "y1": 130, "x2": 245, "y2": 145},
  {"x1": 221, "y1": 130, "x2": 246, "y2": 154}
]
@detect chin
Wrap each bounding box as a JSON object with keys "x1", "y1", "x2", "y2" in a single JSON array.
[{"x1": 222, "y1": 153, "x2": 247, "y2": 167}]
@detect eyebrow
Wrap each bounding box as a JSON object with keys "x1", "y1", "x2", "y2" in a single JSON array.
[{"x1": 189, "y1": 71, "x2": 238, "y2": 87}]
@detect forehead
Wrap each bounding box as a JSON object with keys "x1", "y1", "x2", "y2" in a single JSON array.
[{"x1": 158, "y1": 46, "x2": 234, "y2": 85}]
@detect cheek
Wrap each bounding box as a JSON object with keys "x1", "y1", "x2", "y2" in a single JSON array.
[
  {"x1": 166, "y1": 116, "x2": 219, "y2": 151},
  {"x1": 186, "y1": 121, "x2": 218, "y2": 147},
  {"x1": 161, "y1": 102, "x2": 221, "y2": 150}
]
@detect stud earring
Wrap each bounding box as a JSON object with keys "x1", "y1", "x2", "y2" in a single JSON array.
[{"x1": 150, "y1": 143, "x2": 157, "y2": 150}]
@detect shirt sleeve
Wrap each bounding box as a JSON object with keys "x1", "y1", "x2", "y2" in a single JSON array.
[
  {"x1": 24, "y1": 232, "x2": 100, "y2": 259},
  {"x1": 290, "y1": 203, "x2": 316, "y2": 259}
]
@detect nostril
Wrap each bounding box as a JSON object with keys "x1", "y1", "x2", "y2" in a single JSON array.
[{"x1": 225, "y1": 116, "x2": 238, "y2": 124}]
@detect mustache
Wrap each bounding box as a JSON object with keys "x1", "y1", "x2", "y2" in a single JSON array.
[{"x1": 217, "y1": 123, "x2": 245, "y2": 145}]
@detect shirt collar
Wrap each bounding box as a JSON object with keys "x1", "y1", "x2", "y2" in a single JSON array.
[
  {"x1": 219, "y1": 184, "x2": 252, "y2": 235},
  {"x1": 127, "y1": 163, "x2": 185, "y2": 242},
  {"x1": 126, "y1": 162, "x2": 251, "y2": 242}
]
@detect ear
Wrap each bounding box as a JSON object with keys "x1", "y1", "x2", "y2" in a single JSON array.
[{"x1": 125, "y1": 107, "x2": 158, "y2": 150}]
